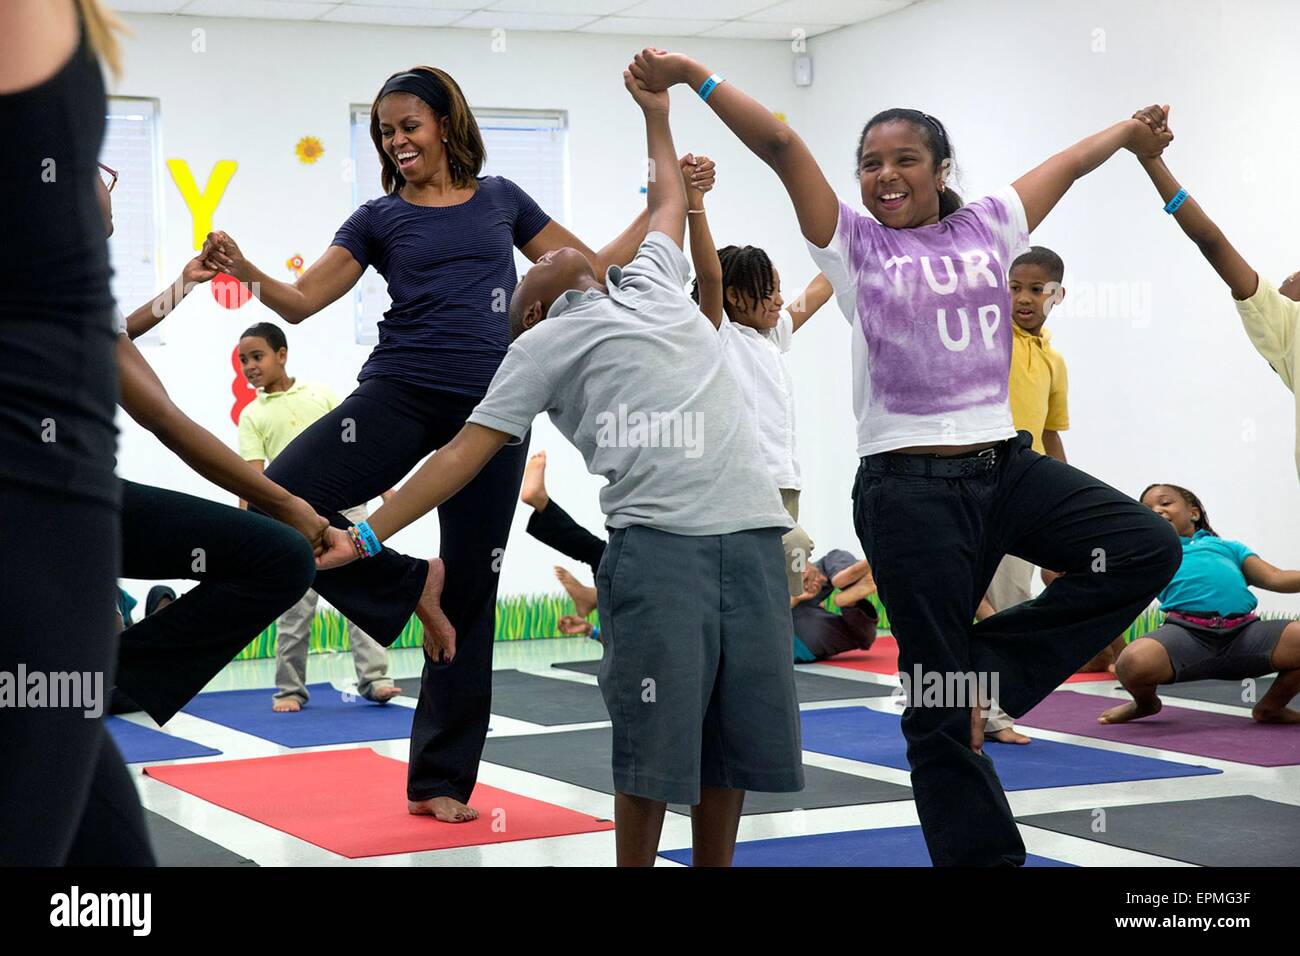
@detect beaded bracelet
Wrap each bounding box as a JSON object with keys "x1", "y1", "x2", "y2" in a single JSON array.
[{"x1": 347, "y1": 520, "x2": 383, "y2": 559}]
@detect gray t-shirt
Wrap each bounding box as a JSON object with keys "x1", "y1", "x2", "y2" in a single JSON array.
[{"x1": 469, "y1": 232, "x2": 792, "y2": 536}]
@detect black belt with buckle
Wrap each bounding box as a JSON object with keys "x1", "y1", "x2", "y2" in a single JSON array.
[{"x1": 862, "y1": 445, "x2": 1002, "y2": 479}]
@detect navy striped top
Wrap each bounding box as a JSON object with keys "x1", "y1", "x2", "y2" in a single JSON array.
[{"x1": 333, "y1": 176, "x2": 551, "y2": 396}]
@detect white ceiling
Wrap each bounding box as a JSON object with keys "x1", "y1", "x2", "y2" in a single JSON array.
[{"x1": 107, "y1": 0, "x2": 921, "y2": 40}]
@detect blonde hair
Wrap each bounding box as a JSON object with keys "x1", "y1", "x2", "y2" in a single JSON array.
[
  {"x1": 369, "y1": 66, "x2": 485, "y2": 194},
  {"x1": 76, "y1": 0, "x2": 125, "y2": 79}
]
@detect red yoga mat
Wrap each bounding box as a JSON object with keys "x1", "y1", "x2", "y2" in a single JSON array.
[
  {"x1": 145, "y1": 748, "x2": 613, "y2": 858},
  {"x1": 823, "y1": 635, "x2": 1115, "y2": 685}
]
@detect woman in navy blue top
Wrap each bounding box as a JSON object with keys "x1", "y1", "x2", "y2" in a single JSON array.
[{"x1": 201, "y1": 65, "x2": 695, "y2": 824}]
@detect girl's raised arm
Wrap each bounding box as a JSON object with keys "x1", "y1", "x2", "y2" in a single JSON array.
[
  {"x1": 1130, "y1": 108, "x2": 1258, "y2": 300},
  {"x1": 1012, "y1": 107, "x2": 1172, "y2": 233},
  {"x1": 629, "y1": 49, "x2": 839, "y2": 248},
  {"x1": 681, "y1": 155, "x2": 725, "y2": 328},
  {"x1": 788, "y1": 273, "x2": 833, "y2": 333}
]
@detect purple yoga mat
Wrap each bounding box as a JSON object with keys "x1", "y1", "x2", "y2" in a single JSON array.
[{"x1": 1020, "y1": 690, "x2": 1300, "y2": 767}]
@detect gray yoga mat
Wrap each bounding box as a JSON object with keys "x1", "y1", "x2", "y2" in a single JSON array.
[
  {"x1": 1017, "y1": 795, "x2": 1300, "y2": 867},
  {"x1": 146, "y1": 810, "x2": 257, "y2": 867},
  {"x1": 551, "y1": 659, "x2": 895, "y2": 704},
  {"x1": 489, "y1": 669, "x2": 611, "y2": 725},
  {"x1": 397, "y1": 669, "x2": 610, "y2": 725},
  {"x1": 1148, "y1": 676, "x2": 1281, "y2": 710},
  {"x1": 481, "y1": 726, "x2": 912, "y2": 814}
]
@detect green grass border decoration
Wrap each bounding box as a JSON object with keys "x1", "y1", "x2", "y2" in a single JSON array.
[{"x1": 232, "y1": 590, "x2": 1297, "y2": 661}]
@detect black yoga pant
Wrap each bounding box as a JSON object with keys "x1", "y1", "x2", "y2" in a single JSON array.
[
  {"x1": 116, "y1": 480, "x2": 316, "y2": 725},
  {"x1": 852, "y1": 431, "x2": 1181, "y2": 867},
  {"x1": 258, "y1": 377, "x2": 530, "y2": 803},
  {"x1": 526, "y1": 499, "x2": 607, "y2": 573},
  {"x1": 0, "y1": 485, "x2": 153, "y2": 865}
]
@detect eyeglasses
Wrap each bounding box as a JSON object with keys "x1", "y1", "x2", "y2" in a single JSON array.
[{"x1": 97, "y1": 162, "x2": 119, "y2": 194}]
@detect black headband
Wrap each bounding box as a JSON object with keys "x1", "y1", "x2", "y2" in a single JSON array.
[
  {"x1": 918, "y1": 111, "x2": 949, "y2": 155},
  {"x1": 378, "y1": 71, "x2": 450, "y2": 117}
]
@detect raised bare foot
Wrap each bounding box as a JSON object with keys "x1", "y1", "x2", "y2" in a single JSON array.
[
  {"x1": 1099, "y1": 697, "x2": 1162, "y2": 723},
  {"x1": 988, "y1": 727, "x2": 1032, "y2": 745},
  {"x1": 1252, "y1": 704, "x2": 1300, "y2": 724},
  {"x1": 521, "y1": 450, "x2": 549, "y2": 511},
  {"x1": 408, "y1": 796, "x2": 479, "y2": 823},
  {"x1": 369, "y1": 685, "x2": 402, "y2": 704},
  {"x1": 555, "y1": 566, "x2": 597, "y2": 618},
  {"x1": 272, "y1": 698, "x2": 302, "y2": 713},
  {"x1": 416, "y1": 557, "x2": 457, "y2": 664}
]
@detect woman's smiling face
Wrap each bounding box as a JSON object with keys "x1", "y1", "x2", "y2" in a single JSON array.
[{"x1": 377, "y1": 93, "x2": 446, "y2": 185}]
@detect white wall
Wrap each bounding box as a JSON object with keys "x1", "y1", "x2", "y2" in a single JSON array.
[
  {"x1": 794, "y1": 0, "x2": 1299, "y2": 612},
  {"x1": 113, "y1": 2, "x2": 1300, "y2": 616},
  {"x1": 111, "y1": 13, "x2": 816, "y2": 602}
]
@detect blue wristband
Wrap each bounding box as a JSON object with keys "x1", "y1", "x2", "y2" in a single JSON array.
[
  {"x1": 698, "y1": 73, "x2": 725, "y2": 102},
  {"x1": 354, "y1": 520, "x2": 383, "y2": 558},
  {"x1": 1164, "y1": 188, "x2": 1188, "y2": 214}
]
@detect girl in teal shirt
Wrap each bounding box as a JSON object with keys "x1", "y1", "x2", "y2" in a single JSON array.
[{"x1": 1102, "y1": 483, "x2": 1300, "y2": 724}]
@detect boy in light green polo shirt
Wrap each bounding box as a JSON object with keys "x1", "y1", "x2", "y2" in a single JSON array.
[{"x1": 237, "y1": 322, "x2": 401, "y2": 711}]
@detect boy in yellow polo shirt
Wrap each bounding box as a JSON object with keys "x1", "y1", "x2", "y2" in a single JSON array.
[
  {"x1": 237, "y1": 322, "x2": 401, "y2": 711},
  {"x1": 980, "y1": 246, "x2": 1070, "y2": 743}
]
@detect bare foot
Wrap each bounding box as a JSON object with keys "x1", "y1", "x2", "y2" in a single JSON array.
[
  {"x1": 521, "y1": 450, "x2": 549, "y2": 511},
  {"x1": 970, "y1": 706, "x2": 985, "y2": 753},
  {"x1": 988, "y1": 727, "x2": 1032, "y2": 745},
  {"x1": 416, "y1": 558, "x2": 457, "y2": 664},
  {"x1": 1252, "y1": 704, "x2": 1300, "y2": 724},
  {"x1": 369, "y1": 685, "x2": 402, "y2": 704},
  {"x1": 1099, "y1": 697, "x2": 1162, "y2": 723},
  {"x1": 408, "y1": 796, "x2": 479, "y2": 823},
  {"x1": 272, "y1": 698, "x2": 302, "y2": 713},
  {"x1": 555, "y1": 566, "x2": 597, "y2": 618}
]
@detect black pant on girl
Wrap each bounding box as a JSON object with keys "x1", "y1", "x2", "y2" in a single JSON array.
[
  {"x1": 258, "y1": 378, "x2": 530, "y2": 804},
  {"x1": 526, "y1": 499, "x2": 606, "y2": 573},
  {"x1": 852, "y1": 431, "x2": 1181, "y2": 867},
  {"x1": 115, "y1": 480, "x2": 316, "y2": 725}
]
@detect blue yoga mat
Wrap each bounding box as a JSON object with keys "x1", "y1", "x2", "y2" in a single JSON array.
[
  {"x1": 179, "y1": 683, "x2": 413, "y2": 747},
  {"x1": 799, "y1": 706, "x2": 1220, "y2": 790},
  {"x1": 660, "y1": 825, "x2": 1072, "y2": 867},
  {"x1": 106, "y1": 716, "x2": 221, "y2": 763}
]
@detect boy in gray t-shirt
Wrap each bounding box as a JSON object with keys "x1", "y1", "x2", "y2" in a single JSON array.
[{"x1": 319, "y1": 71, "x2": 803, "y2": 866}]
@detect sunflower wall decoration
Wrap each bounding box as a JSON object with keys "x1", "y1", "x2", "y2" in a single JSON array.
[{"x1": 295, "y1": 136, "x2": 324, "y2": 165}]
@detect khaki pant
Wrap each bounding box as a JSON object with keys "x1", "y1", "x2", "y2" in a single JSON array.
[
  {"x1": 272, "y1": 505, "x2": 393, "y2": 704},
  {"x1": 984, "y1": 554, "x2": 1036, "y2": 733},
  {"x1": 780, "y1": 488, "x2": 814, "y2": 598}
]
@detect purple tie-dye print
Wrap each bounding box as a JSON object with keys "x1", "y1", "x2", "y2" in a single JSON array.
[{"x1": 808, "y1": 186, "x2": 1031, "y2": 456}]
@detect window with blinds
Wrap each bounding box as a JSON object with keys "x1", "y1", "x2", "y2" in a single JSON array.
[
  {"x1": 103, "y1": 97, "x2": 165, "y2": 344},
  {"x1": 348, "y1": 106, "x2": 569, "y2": 345}
]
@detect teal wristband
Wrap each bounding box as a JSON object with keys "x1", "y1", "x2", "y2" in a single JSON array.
[
  {"x1": 353, "y1": 520, "x2": 383, "y2": 558},
  {"x1": 1164, "y1": 188, "x2": 1188, "y2": 214},
  {"x1": 698, "y1": 73, "x2": 724, "y2": 102}
]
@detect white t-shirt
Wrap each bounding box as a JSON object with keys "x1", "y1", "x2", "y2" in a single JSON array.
[
  {"x1": 718, "y1": 313, "x2": 800, "y2": 490},
  {"x1": 807, "y1": 187, "x2": 1030, "y2": 456}
]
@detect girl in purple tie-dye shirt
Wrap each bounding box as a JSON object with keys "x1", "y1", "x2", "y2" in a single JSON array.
[{"x1": 630, "y1": 48, "x2": 1184, "y2": 868}]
